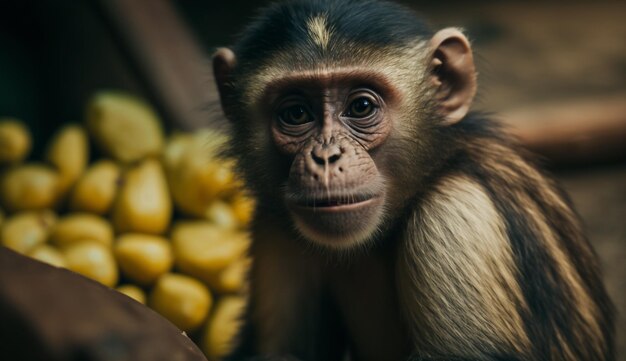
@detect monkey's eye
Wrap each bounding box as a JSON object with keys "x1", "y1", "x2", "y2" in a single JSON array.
[
  {"x1": 346, "y1": 97, "x2": 376, "y2": 118},
  {"x1": 278, "y1": 105, "x2": 313, "y2": 126}
]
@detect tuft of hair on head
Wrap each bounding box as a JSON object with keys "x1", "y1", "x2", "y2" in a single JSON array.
[{"x1": 306, "y1": 13, "x2": 333, "y2": 50}]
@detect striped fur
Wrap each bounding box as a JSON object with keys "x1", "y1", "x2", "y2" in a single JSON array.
[
  {"x1": 399, "y1": 175, "x2": 530, "y2": 358},
  {"x1": 394, "y1": 121, "x2": 615, "y2": 360}
]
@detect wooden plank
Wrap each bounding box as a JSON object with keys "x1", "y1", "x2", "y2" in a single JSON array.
[
  {"x1": 502, "y1": 94, "x2": 626, "y2": 165},
  {"x1": 90, "y1": 0, "x2": 223, "y2": 131}
]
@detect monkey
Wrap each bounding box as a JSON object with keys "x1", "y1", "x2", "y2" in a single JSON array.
[{"x1": 211, "y1": 0, "x2": 615, "y2": 360}]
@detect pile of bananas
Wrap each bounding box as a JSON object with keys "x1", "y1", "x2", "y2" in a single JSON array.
[{"x1": 0, "y1": 91, "x2": 251, "y2": 360}]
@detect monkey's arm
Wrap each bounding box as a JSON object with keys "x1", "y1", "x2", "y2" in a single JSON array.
[
  {"x1": 397, "y1": 174, "x2": 530, "y2": 360},
  {"x1": 226, "y1": 213, "x2": 346, "y2": 361}
]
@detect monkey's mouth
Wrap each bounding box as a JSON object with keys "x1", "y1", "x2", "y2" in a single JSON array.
[
  {"x1": 285, "y1": 190, "x2": 386, "y2": 246},
  {"x1": 293, "y1": 193, "x2": 378, "y2": 211}
]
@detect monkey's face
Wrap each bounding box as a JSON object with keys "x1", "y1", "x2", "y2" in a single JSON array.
[
  {"x1": 214, "y1": 27, "x2": 477, "y2": 249},
  {"x1": 266, "y1": 77, "x2": 396, "y2": 248}
]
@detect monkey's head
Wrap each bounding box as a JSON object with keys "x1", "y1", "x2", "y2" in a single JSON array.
[{"x1": 213, "y1": 0, "x2": 476, "y2": 249}]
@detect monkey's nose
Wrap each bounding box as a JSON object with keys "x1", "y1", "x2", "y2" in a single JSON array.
[{"x1": 311, "y1": 144, "x2": 342, "y2": 166}]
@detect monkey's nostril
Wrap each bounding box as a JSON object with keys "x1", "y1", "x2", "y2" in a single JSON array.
[
  {"x1": 311, "y1": 150, "x2": 325, "y2": 165},
  {"x1": 311, "y1": 146, "x2": 341, "y2": 165}
]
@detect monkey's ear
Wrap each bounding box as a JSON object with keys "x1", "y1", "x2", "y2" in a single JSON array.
[
  {"x1": 429, "y1": 28, "x2": 477, "y2": 125},
  {"x1": 212, "y1": 47, "x2": 237, "y2": 119}
]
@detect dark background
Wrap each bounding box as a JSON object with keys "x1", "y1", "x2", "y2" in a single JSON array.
[{"x1": 0, "y1": 0, "x2": 624, "y2": 358}]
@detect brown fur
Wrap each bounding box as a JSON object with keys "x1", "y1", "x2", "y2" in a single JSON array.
[{"x1": 226, "y1": 133, "x2": 614, "y2": 361}]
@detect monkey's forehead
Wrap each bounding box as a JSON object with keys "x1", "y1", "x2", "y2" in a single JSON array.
[
  {"x1": 240, "y1": 41, "x2": 431, "y2": 106},
  {"x1": 233, "y1": 0, "x2": 433, "y2": 67}
]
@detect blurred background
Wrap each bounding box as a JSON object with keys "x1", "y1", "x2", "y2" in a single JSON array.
[{"x1": 0, "y1": 0, "x2": 624, "y2": 359}]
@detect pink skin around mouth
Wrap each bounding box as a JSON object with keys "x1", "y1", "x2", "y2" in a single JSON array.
[{"x1": 293, "y1": 196, "x2": 381, "y2": 213}]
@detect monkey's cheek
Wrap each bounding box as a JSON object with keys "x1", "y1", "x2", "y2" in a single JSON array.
[{"x1": 287, "y1": 197, "x2": 385, "y2": 249}]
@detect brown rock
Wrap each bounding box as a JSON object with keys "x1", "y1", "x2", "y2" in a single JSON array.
[{"x1": 0, "y1": 247, "x2": 208, "y2": 361}]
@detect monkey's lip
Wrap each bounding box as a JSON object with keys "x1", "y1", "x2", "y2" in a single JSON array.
[{"x1": 291, "y1": 194, "x2": 380, "y2": 212}]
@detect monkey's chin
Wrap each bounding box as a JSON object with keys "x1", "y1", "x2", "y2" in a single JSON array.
[{"x1": 287, "y1": 196, "x2": 385, "y2": 250}]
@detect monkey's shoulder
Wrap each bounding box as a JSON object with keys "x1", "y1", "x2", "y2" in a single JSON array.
[{"x1": 448, "y1": 114, "x2": 554, "y2": 190}]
